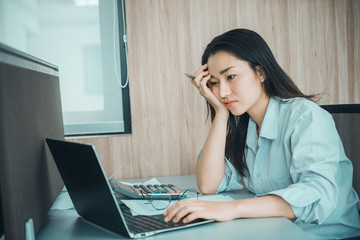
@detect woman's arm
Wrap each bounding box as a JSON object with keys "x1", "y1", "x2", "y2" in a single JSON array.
[
  {"x1": 196, "y1": 110, "x2": 229, "y2": 194},
  {"x1": 164, "y1": 195, "x2": 295, "y2": 223},
  {"x1": 191, "y1": 64, "x2": 230, "y2": 194},
  {"x1": 235, "y1": 195, "x2": 295, "y2": 219}
]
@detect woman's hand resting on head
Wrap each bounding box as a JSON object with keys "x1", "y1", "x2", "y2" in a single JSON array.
[
  {"x1": 191, "y1": 64, "x2": 228, "y2": 115},
  {"x1": 163, "y1": 200, "x2": 238, "y2": 224}
]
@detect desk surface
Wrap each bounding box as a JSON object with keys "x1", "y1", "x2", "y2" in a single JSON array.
[{"x1": 36, "y1": 175, "x2": 315, "y2": 240}]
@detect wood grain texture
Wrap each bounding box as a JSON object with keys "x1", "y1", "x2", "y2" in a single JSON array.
[{"x1": 69, "y1": 0, "x2": 360, "y2": 179}]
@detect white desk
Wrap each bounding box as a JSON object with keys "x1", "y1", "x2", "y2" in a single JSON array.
[{"x1": 36, "y1": 175, "x2": 315, "y2": 240}]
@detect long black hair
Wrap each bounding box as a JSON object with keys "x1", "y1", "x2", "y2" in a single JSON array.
[{"x1": 201, "y1": 29, "x2": 319, "y2": 177}]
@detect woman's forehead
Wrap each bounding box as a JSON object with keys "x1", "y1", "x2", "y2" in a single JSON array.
[{"x1": 208, "y1": 52, "x2": 250, "y2": 73}]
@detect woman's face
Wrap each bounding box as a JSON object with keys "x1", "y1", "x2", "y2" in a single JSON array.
[{"x1": 207, "y1": 51, "x2": 267, "y2": 116}]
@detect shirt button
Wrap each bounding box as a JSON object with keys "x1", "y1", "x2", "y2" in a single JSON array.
[{"x1": 256, "y1": 173, "x2": 260, "y2": 178}]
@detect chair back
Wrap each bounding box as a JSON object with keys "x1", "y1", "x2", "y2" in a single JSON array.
[{"x1": 321, "y1": 104, "x2": 360, "y2": 197}]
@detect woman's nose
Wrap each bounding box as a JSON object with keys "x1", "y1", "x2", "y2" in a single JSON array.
[{"x1": 219, "y1": 82, "x2": 231, "y2": 98}]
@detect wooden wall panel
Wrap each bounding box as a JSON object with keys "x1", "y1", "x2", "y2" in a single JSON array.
[
  {"x1": 69, "y1": 135, "x2": 134, "y2": 179},
  {"x1": 347, "y1": 0, "x2": 360, "y2": 104},
  {"x1": 69, "y1": 0, "x2": 360, "y2": 179}
]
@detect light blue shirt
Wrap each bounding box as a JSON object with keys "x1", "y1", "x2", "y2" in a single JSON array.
[{"x1": 216, "y1": 97, "x2": 360, "y2": 240}]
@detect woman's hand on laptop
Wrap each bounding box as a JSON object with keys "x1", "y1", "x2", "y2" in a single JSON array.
[{"x1": 163, "y1": 200, "x2": 238, "y2": 223}]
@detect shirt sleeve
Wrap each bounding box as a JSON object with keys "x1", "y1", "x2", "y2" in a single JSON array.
[
  {"x1": 257, "y1": 106, "x2": 339, "y2": 224},
  {"x1": 196, "y1": 150, "x2": 243, "y2": 194},
  {"x1": 216, "y1": 157, "x2": 244, "y2": 193}
]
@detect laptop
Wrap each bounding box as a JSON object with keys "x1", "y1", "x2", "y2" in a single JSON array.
[{"x1": 45, "y1": 138, "x2": 214, "y2": 238}]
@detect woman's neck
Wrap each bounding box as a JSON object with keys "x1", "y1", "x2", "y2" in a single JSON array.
[{"x1": 248, "y1": 94, "x2": 270, "y2": 134}]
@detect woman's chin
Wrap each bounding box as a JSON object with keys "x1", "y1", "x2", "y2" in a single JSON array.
[{"x1": 229, "y1": 108, "x2": 246, "y2": 116}]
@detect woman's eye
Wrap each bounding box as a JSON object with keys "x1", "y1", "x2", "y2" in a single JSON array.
[
  {"x1": 227, "y1": 75, "x2": 236, "y2": 80},
  {"x1": 209, "y1": 82, "x2": 219, "y2": 86}
]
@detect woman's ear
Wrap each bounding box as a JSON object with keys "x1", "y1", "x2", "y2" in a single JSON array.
[{"x1": 255, "y1": 66, "x2": 266, "y2": 83}]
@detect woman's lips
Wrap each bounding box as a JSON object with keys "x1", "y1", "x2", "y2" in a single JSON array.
[{"x1": 222, "y1": 100, "x2": 237, "y2": 108}]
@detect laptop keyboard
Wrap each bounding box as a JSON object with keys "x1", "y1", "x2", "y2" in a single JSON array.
[{"x1": 119, "y1": 204, "x2": 203, "y2": 234}]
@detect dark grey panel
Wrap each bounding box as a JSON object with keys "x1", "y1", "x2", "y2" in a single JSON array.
[{"x1": 0, "y1": 43, "x2": 64, "y2": 240}]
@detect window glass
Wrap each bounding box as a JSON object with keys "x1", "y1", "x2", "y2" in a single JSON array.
[{"x1": 0, "y1": 0, "x2": 130, "y2": 136}]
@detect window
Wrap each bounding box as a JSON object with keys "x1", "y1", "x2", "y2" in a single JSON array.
[{"x1": 0, "y1": 0, "x2": 131, "y2": 136}]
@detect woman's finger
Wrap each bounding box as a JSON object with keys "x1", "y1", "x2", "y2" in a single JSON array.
[
  {"x1": 183, "y1": 211, "x2": 202, "y2": 224},
  {"x1": 167, "y1": 201, "x2": 209, "y2": 223},
  {"x1": 164, "y1": 201, "x2": 185, "y2": 222},
  {"x1": 200, "y1": 74, "x2": 212, "y2": 88},
  {"x1": 192, "y1": 64, "x2": 209, "y2": 86},
  {"x1": 171, "y1": 204, "x2": 194, "y2": 223},
  {"x1": 192, "y1": 71, "x2": 209, "y2": 88},
  {"x1": 193, "y1": 64, "x2": 208, "y2": 77},
  {"x1": 197, "y1": 75, "x2": 212, "y2": 95}
]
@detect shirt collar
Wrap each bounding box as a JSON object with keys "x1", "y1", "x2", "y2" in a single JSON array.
[
  {"x1": 246, "y1": 97, "x2": 279, "y2": 150},
  {"x1": 258, "y1": 97, "x2": 279, "y2": 140},
  {"x1": 246, "y1": 118, "x2": 258, "y2": 153}
]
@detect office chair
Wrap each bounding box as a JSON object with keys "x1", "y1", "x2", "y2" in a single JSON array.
[
  {"x1": 321, "y1": 104, "x2": 360, "y2": 198},
  {"x1": 321, "y1": 104, "x2": 360, "y2": 240}
]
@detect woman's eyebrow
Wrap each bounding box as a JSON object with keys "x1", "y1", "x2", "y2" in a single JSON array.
[
  {"x1": 210, "y1": 66, "x2": 234, "y2": 80},
  {"x1": 219, "y1": 66, "x2": 234, "y2": 75}
]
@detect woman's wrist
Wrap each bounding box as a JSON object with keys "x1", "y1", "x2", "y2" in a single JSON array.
[
  {"x1": 232, "y1": 200, "x2": 244, "y2": 219},
  {"x1": 214, "y1": 108, "x2": 229, "y2": 121}
]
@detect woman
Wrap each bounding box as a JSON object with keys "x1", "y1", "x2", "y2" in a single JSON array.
[{"x1": 164, "y1": 29, "x2": 360, "y2": 239}]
